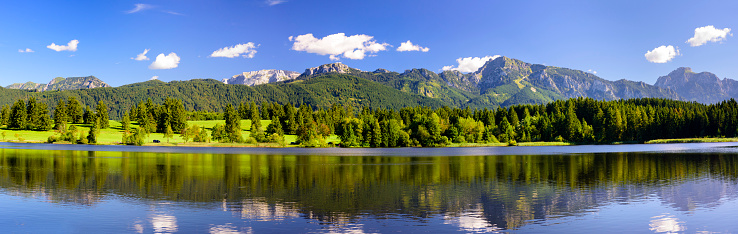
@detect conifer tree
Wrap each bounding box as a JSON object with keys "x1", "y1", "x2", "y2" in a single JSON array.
[
  {"x1": 83, "y1": 106, "x2": 94, "y2": 124},
  {"x1": 87, "y1": 117, "x2": 99, "y2": 144},
  {"x1": 266, "y1": 116, "x2": 283, "y2": 136},
  {"x1": 54, "y1": 99, "x2": 67, "y2": 130},
  {"x1": 224, "y1": 104, "x2": 243, "y2": 143},
  {"x1": 122, "y1": 111, "x2": 131, "y2": 131},
  {"x1": 9, "y1": 100, "x2": 26, "y2": 129},
  {"x1": 33, "y1": 102, "x2": 51, "y2": 131},
  {"x1": 96, "y1": 101, "x2": 109, "y2": 129},
  {"x1": 370, "y1": 119, "x2": 382, "y2": 147},
  {"x1": 1, "y1": 104, "x2": 10, "y2": 126},
  {"x1": 67, "y1": 97, "x2": 83, "y2": 123}
]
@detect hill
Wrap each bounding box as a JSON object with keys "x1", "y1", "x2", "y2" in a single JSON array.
[{"x1": 0, "y1": 74, "x2": 444, "y2": 119}]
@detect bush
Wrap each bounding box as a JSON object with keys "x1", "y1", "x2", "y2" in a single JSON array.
[
  {"x1": 554, "y1": 135, "x2": 565, "y2": 142},
  {"x1": 244, "y1": 137, "x2": 257, "y2": 144},
  {"x1": 508, "y1": 140, "x2": 518, "y2": 146}
]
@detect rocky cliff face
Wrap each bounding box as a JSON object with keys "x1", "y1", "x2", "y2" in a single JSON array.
[
  {"x1": 302, "y1": 63, "x2": 359, "y2": 76},
  {"x1": 222, "y1": 70, "x2": 300, "y2": 86},
  {"x1": 439, "y1": 70, "x2": 480, "y2": 93},
  {"x1": 470, "y1": 56, "x2": 679, "y2": 101},
  {"x1": 654, "y1": 67, "x2": 738, "y2": 103},
  {"x1": 5, "y1": 76, "x2": 110, "y2": 91}
]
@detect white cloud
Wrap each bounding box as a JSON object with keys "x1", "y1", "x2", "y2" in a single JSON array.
[
  {"x1": 210, "y1": 43, "x2": 258, "y2": 58},
  {"x1": 397, "y1": 40, "x2": 429, "y2": 52},
  {"x1": 162, "y1": 10, "x2": 184, "y2": 16},
  {"x1": 18, "y1": 48, "x2": 34, "y2": 53},
  {"x1": 47, "y1": 39, "x2": 79, "y2": 52},
  {"x1": 645, "y1": 45, "x2": 679, "y2": 63},
  {"x1": 150, "y1": 76, "x2": 159, "y2": 80},
  {"x1": 132, "y1": 49, "x2": 150, "y2": 61},
  {"x1": 686, "y1": 25, "x2": 732, "y2": 47},
  {"x1": 126, "y1": 4, "x2": 153, "y2": 14},
  {"x1": 149, "y1": 52, "x2": 180, "y2": 69},
  {"x1": 587, "y1": 69, "x2": 597, "y2": 74},
  {"x1": 266, "y1": 0, "x2": 286, "y2": 6},
  {"x1": 290, "y1": 33, "x2": 389, "y2": 60},
  {"x1": 442, "y1": 55, "x2": 500, "y2": 73}
]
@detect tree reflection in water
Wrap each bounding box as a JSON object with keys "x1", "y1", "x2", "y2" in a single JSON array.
[{"x1": 0, "y1": 148, "x2": 737, "y2": 231}]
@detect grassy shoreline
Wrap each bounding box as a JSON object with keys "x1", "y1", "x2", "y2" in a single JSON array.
[
  {"x1": 644, "y1": 138, "x2": 738, "y2": 144},
  {"x1": 3, "y1": 120, "x2": 738, "y2": 148}
]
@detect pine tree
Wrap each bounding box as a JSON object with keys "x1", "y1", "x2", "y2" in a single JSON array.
[
  {"x1": 250, "y1": 106, "x2": 262, "y2": 131},
  {"x1": 25, "y1": 97, "x2": 38, "y2": 129},
  {"x1": 1, "y1": 105, "x2": 9, "y2": 126},
  {"x1": 83, "y1": 106, "x2": 94, "y2": 124},
  {"x1": 238, "y1": 102, "x2": 249, "y2": 119},
  {"x1": 122, "y1": 111, "x2": 131, "y2": 131},
  {"x1": 508, "y1": 108, "x2": 519, "y2": 127},
  {"x1": 370, "y1": 119, "x2": 382, "y2": 147},
  {"x1": 33, "y1": 102, "x2": 51, "y2": 131},
  {"x1": 54, "y1": 99, "x2": 67, "y2": 130},
  {"x1": 224, "y1": 104, "x2": 242, "y2": 143},
  {"x1": 9, "y1": 100, "x2": 26, "y2": 129},
  {"x1": 87, "y1": 117, "x2": 99, "y2": 144},
  {"x1": 96, "y1": 101, "x2": 109, "y2": 129},
  {"x1": 67, "y1": 97, "x2": 83, "y2": 123},
  {"x1": 166, "y1": 98, "x2": 187, "y2": 132},
  {"x1": 266, "y1": 116, "x2": 283, "y2": 136}
]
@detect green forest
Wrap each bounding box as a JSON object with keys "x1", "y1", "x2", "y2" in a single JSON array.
[
  {"x1": 1, "y1": 94, "x2": 738, "y2": 147},
  {"x1": 0, "y1": 74, "x2": 445, "y2": 120}
]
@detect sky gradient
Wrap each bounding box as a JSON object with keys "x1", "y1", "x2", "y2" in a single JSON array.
[{"x1": 1, "y1": 0, "x2": 736, "y2": 87}]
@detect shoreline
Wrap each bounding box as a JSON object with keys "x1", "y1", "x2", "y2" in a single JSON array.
[
  {"x1": 1, "y1": 140, "x2": 738, "y2": 156},
  {"x1": 3, "y1": 136, "x2": 738, "y2": 148}
]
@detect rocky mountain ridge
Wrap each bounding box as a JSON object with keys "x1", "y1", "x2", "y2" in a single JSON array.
[
  {"x1": 654, "y1": 67, "x2": 738, "y2": 103},
  {"x1": 5, "y1": 76, "x2": 110, "y2": 91},
  {"x1": 222, "y1": 70, "x2": 300, "y2": 86}
]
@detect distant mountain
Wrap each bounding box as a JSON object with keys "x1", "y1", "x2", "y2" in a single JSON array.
[
  {"x1": 6, "y1": 76, "x2": 110, "y2": 91},
  {"x1": 300, "y1": 63, "x2": 360, "y2": 77},
  {"x1": 462, "y1": 56, "x2": 680, "y2": 105},
  {"x1": 222, "y1": 69, "x2": 300, "y2": 86},
  {"x1": 1, "y1": 57, "x2": 722, "y2": 120},
  {"x1": 655, "y1": 67, "x2": 738, "y2": 103},
  {"x1": 298, "y1": 57, "x2": 679, "y2": 107},
  {"x1": 5, "y1": 81, "x2": 44, "y2": 90}
]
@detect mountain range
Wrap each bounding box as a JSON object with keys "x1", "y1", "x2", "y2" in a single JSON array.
[
  {"x1": 3, "y1": 56, "x2": 737, "y2": 119},
  {"x1": 654, "y1": 67, "x2": 738, "y2": 103},
  {"x1": 5, "y1": 76, "x2": 110, "y2": 92}
]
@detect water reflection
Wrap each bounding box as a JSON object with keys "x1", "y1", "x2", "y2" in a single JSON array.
[
  {"x1": 151, "y1": 213, "x2": 178, "y2": 233},
  {"x1": 649, "y1": 214, "x2": 685, "y2": 233},
  {"x1": 0, "y1": 148, "x2": 737, "y2": 232}
]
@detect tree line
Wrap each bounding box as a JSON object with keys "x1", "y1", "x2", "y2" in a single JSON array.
[
  {"x1": 3, "y1": 96, "x2": 738, "y2": 147},
  {"x1": 222, "y1": 97, "x2": 738, "y2": 147}
]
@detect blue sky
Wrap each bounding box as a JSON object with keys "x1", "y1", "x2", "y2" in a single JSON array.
[{"x1": 1, "y1": 0, "x2": 736, "y2": 87}]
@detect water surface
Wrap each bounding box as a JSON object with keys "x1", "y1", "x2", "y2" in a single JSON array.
[{"x1": 1, "y1": 143, "x2": 737, "y2": 233}]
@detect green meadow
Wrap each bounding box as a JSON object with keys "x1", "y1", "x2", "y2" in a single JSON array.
[{"x1": 0, "y1": 119, "x2": 342, "y2": 147}]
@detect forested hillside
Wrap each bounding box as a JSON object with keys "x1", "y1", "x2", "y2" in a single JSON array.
[{"x1": 0, "y1": 74, "x2": 444, "y2": 119}]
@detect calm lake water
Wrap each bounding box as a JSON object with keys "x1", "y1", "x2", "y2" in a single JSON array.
[{"x1": 1, "y1": 143, "x2": 738, "y2": 233}]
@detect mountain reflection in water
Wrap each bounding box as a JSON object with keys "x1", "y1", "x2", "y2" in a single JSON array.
[{"x1": 0, "y1": 148, "x2": 737, "y2": 232}]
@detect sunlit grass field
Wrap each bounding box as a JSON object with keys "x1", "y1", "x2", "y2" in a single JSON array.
[{"x1": 0, "y1": 119, "x2": 341, "y2": 147}]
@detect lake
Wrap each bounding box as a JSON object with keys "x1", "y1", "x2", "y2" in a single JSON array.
[{"x1": 1, "y1": 142, "x2": 737, "y2": 233}]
